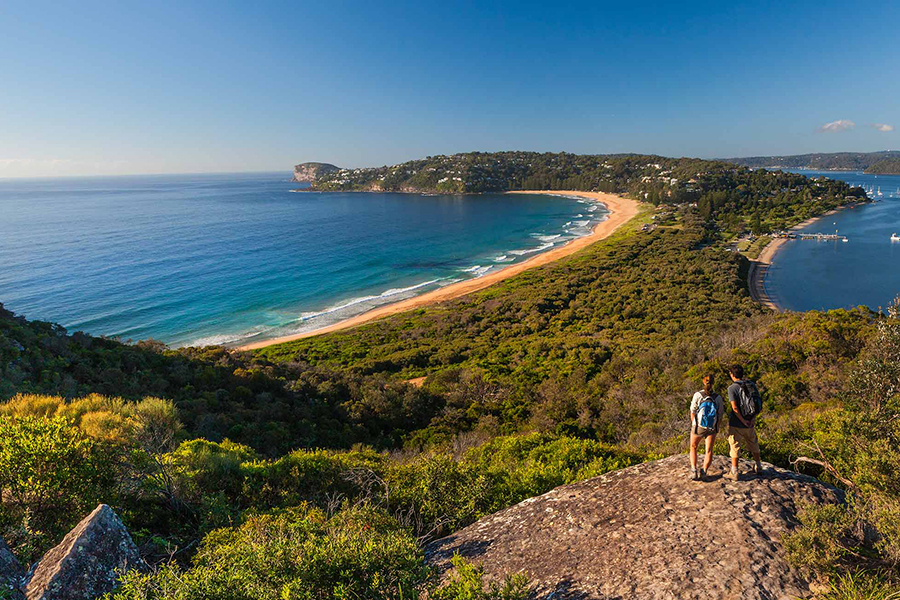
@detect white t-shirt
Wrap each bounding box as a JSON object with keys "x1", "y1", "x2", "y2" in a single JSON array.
[{"x1": 690, "y1": 391, "x2": 724, "y2": 431}]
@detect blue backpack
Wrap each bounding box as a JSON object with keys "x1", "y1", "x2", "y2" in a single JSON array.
[{"x1": 695, "y1": 394, "x2": 719, "y2": 434}]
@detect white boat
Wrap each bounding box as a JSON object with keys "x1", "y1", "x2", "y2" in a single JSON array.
[
  {"x1": 892, "y1": 233, "x2": 900, "y2": 242},
  {"x1": 878, "y1": 187, "x2": 883, "y2": 197}
]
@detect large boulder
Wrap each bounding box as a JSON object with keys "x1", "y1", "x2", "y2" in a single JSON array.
[
  {"x1": 25, "y1": 504, "x2": 143, "y2": 600},
  {"x1": 425, "y1": 455, "x2": 844, "y2": 600},
  {"x1": 0, "y1": 538, "x2": 24, "y2": 599}
]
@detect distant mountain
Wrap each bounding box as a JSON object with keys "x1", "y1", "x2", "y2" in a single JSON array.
[{"x1": 724, "y1": 151, "x2": 900, "y2": 173}]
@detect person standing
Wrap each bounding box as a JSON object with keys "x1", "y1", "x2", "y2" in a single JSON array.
[
  {"x1": 725, "y1": 364, "x2": 763, "y2": 481},
  {"x1": 689, "y1": 373, "x2": 724, "y2": 481}
]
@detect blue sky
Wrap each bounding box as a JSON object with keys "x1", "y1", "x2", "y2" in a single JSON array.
[{"x1": 2, "y1": 0, "x2": 898, "y2": 177}]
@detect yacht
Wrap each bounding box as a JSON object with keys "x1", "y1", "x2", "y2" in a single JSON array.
[{"x1": 892, "y1": 233, "x2": 900, "y2": 242}]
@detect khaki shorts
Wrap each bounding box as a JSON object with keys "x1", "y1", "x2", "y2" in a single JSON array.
[{"x1": 728, "y1": 426, "x2": 760, "y2": 458}]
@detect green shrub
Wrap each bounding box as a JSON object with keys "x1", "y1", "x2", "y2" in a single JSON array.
[
  {"x1": 108, "y1": 505, "x2": 429, "y2": 600},
  {"x1": 432, "y1": 555, "x2": 528, "y2": 600},
  {"x1": 0, "y1": 415, "x2": 117, "y2": 560}
]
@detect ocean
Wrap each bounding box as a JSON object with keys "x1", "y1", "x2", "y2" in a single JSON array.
[
  {"x1": 0, "y1": 172, "x2": 607, "y2": 347},
  {"x1": 765, "y1": 170, "x2": 900, "y2": 312}
]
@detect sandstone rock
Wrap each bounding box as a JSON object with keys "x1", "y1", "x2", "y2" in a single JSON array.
[
  {"x1": 0, "y1": 538, "x2": 24, "y2": 599},
  {"x1": 293, "y1": 162, "x2": 340, "y2": 183},
  {"x1": 25, "y1": 504, "x2": 144, "y2": 600},
  {"x1": 425, "y1": 456, "x2": 843, "y2": 600}
]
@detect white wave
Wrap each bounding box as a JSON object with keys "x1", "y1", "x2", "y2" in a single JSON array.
[
  {"x1": 537, "y1": 234, "x2": 561, "y2": 242},
  {"x1": 572, "y1": 220, "x2": 590, "y2": 227},
  {"x1": 493, "y1": 255, "x2": 510, "y2": 262},
  {"x1": 296, "y1": 279, "x2": 443, "y2": 322},
  {"x1": 586, "y1": 205, "x2": 599, "y2": 212},
  {"x1": 510, "y1": 242, "x2": 554, "y2": 256},
  {"x1": 189, "y1": 333, "x2": 247, "y2": 347},
  {"x1": 462, "y1": 265, "x2": 493, "y2": 277},
  {"x1": 575, "y1": 214, "x2": 583, "y2": 218}
]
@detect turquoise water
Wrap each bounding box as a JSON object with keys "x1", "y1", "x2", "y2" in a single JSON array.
[
  {"x1": 765, "y1": 170, "x2": 900, "y2": 312},
  {"x1": 0, "y1": 173, "x2": 606, "y2": 347}
]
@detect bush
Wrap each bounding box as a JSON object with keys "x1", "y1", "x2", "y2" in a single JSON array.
[
  {"x1": 109, "y1": 505, "x2": 430, "y2": 600},
  {"x1": 0, "y1": 415, "x2": 117, "y2": 560},
  {"x1": 432, "y1": 555, "x2": 528, "y2": 600}
]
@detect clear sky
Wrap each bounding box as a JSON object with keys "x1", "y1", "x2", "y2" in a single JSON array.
[{"x1": 2, "y1": 0, "x2": 898, "y2": 177}]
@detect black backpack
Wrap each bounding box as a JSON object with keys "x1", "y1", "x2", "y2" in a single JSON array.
[{"x1": 737, "y1": 380, "x2": 763, "y2": 420}]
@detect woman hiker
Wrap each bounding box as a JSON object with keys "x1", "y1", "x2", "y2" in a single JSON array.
[{"x1": 689, "y1": 373, "x2": 724, "y2": 481}]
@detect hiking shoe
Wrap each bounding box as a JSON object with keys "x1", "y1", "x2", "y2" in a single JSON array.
[
  {"x1": 724, "y1": 470, "x2": 740, "y2": 482},
  {"x1": 753, "y1": 462, "x2": 763, "y2": 475},
  {"x1": 698, "y1": 468, "x2": 706, "y2": 481},
  {"x1": 690, "y1": 468, "x2": 699, "y2": 481}
]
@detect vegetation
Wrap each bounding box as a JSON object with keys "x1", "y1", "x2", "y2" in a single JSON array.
[
  {"x1": 724, "y1": 150, "x2": 900, "y2": 172},
  {"x1": 866, "y1": 158, "x2": 900, "y2": 175},
  {"x1": 0, "y1": 154, "x2": 895, "y2": 596}
]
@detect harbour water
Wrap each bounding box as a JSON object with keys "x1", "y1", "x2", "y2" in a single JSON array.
[
  {"x1": 765, "y1": 170, "x2": 900, "y2": 312},
  {"x1": 0, "y1": 173, "x2": 606, "y2": 347}
]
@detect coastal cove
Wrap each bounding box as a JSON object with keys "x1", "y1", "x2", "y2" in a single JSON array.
[
  {"x1": 238, "y1": 191, "x2": 638, "y2": 349},
  {"x1": 757, "y1": 170, "x2": 900, "y2": 312},
  {"x1": 0, "y1": 175, "x2": 613, "y2": 348}
]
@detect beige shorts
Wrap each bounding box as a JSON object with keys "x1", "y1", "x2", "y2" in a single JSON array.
[{"x1": 728, "y1": 426, "x2": 760, "y2": 458}]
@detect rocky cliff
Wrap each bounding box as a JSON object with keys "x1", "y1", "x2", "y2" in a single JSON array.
[
  {"x1": 426, "y1": 455, "x2": 844, "y2": 600},
  {"x1": 293, "y1": 162, "x2": 341, "y2": 183}
]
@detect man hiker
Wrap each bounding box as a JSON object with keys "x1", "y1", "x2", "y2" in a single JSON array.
[{"x1": 725, "y1": 364, "x2": 763, "y2": 481}]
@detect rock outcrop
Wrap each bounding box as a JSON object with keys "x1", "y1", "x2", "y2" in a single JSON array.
[
  {"x1": 293, "y1": 162, "x2": 340, "y2": 183},
  {"x1": 426, "y1": 456, "x2": 844, "y2": 600},
  {"x1": 0, "y1": 538, "x2": 24, "y2": 599},
  {"x1": 25, "y1": 504, "x2": 143, "y2": 600}
]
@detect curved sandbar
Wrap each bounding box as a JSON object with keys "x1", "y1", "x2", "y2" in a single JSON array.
[
  {"x1": 748, "y1": 207, "x2": 849, "y2": 311},
  {"x1": 237, "y1": 191, "x2": 641, "y2": 350}
]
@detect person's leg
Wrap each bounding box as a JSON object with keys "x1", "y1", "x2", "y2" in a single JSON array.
[
  {"x1": 727, "y1": 428, "x2": 741, "y2": 480},
  {"x1": 748, "y1": 427, "x2": 763, "y2": 472},
  {"x1": 690, "y1": 433, "x2": 701, "y2": 478},
  {"x1": 703, "y1": 434, "x2": 715, "y2": 473}
]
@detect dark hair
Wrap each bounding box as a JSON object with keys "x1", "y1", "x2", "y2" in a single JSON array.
[
  {"x1": 703, "y1": 373, "x2": 715, "y2": 395},
  {"x1": 729, "y1": 364, "x2": 744, "y2": 379}
]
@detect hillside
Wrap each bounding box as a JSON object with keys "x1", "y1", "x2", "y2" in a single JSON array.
[
  {"x1": 0, "y1": 155, "x2": 897, "y2": 598},
  {"x1": 427, "y1": 456, "x2": 844, "y2": 599},
  {"x1": 867, "y1": 158, "x2": 900, "y2": 175},
  {"x1": 724, "y1": 150, "x2": 900, "y2": 172}
]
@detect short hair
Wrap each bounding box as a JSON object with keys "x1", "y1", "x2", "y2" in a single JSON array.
[{"x1": 729, "y1": 364, "x2": 744, "y2": 379}]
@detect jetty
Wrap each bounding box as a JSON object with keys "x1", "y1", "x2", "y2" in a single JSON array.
[{"x1": 774, "y1": 231, "x2": 848, "y2": 242}]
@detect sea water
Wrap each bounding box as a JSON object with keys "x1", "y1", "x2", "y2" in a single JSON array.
[
  {"x1": 764, "y1": 170, "x2": 900, "y2": 312},
  {"x1": 0, "y1": 172, "x2": 607, "y2": 347}
]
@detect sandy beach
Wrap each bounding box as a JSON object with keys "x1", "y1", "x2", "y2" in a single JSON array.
[
  {"x1": 748, "y1": 207, "x2": 847, "y2": 311},
  {"x1": 238, "y1": 191, "x2": 641, "y2": 350}
]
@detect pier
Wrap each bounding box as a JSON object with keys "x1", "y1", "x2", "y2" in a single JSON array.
[
  {"x1": 794, "y1": 232, "x2": 848, "y2": 242},
  {"x1": 774, "y1": 232, "x2": 848, "y2": 242}
]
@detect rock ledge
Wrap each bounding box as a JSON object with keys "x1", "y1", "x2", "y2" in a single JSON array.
[{"x1": 425, "y1": 455, "x2": 843, "y2": 600}]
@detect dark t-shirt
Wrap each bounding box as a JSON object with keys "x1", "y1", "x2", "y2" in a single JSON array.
[{"x1": 727, "y1": 380, "x2": 755, "y2": 429}]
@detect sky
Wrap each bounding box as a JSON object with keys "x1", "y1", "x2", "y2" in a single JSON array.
[{"x1": 1, "y1": 0, "x2": 898, "y2": 177}]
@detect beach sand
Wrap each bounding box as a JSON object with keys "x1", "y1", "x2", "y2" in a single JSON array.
[
  {"x1": 748, "y1": 207, "x2": 846, "y2": 311},
  {"x1": 237, "y1": 191, "x2": 641, "y2": 350}
]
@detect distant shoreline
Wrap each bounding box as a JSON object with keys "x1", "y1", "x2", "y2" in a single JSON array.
[
  {"x1": 237, "y1": 191, "x2": 641, "y2": 351},
  {"x1": 748, "y1": 206, "x2": 850, "y2": 311}
]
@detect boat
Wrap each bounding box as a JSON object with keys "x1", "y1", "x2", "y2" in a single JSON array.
[{"x1": 892, "y1": 233, "x2": 900, "y2": 242}]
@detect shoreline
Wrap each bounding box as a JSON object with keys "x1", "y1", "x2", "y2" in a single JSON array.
[
  {"x1": 237, "y1": 191, "x2": 641, "y2": 351},
  {"x1": 748, "y1": 206, "x2": 849, "y2": 311}
]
